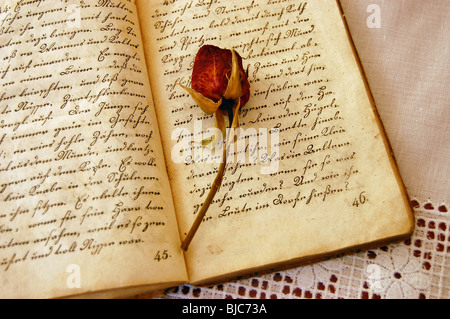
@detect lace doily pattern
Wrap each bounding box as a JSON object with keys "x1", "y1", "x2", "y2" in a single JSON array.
[{"x1": 162, "y1": 199, "x2": 449, "y2": 299}]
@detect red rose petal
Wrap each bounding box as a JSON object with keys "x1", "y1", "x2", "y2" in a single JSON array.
[
  {"x1": 191, "y1": 45, "x2": 250, "y2": 107},
  {"x1": 192, "y1": 45, "x2": 231, "y2": 102}
]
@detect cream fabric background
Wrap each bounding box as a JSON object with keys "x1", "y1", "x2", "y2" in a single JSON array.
[{"x1": 340, "y1": 0, "x2": 449, "y2": 203}]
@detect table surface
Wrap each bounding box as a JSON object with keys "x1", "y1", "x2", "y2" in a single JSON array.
[{"x1": 143, "y1": 0, "x2": 450, "y2": 299}]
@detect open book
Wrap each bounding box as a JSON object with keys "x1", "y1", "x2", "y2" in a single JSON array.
[{"x1": 0, "y1": 0, "x2": 414, "y2": 298}]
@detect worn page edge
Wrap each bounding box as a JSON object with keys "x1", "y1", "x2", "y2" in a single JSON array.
[
  {"x1": 190, "y1": 230, "x2": 412, "y2": 287},
  {"x1": 335, "y1": 0, "x2": 415, "y2": 233}
]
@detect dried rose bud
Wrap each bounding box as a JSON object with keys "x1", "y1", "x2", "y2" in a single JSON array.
[
  {"x1": 181, "y1": 45, "x2": 250, "y2": 137},
  {"x1": 191, "y1": 45, "x2": 250, "y2": 106},
  {"x1": 180, "y1": 45, "x2": 250, "y2": 250}
]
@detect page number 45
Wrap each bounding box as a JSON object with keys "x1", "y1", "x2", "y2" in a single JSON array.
[{"x1": 154, "y1": 249, "x2": 171, "y2": 262}]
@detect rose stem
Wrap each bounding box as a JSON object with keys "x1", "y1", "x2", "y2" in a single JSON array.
[{"x1": 181, "y1": 143, "x2": 227, "y2": 251}]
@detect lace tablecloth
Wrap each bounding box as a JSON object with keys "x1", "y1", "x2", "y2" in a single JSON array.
[{"x1": 146, "y1": 0, "x2": 449, "y2": 299}]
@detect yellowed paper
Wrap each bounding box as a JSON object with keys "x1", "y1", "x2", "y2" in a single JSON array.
[
  {"x1": 0, "y1": 0, "x2": 187, "y2": 298},
  {"x1": 136, "y1": 0, "x2": 414, "y2": 283}
]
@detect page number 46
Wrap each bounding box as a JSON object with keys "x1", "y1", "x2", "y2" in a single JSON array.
[{"x1": 353, "y1": 191, "x2": 368, "y2": 208}]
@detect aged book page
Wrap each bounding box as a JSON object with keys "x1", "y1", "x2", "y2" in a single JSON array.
[
  {"x1": 137, "y1": 0, "x2": 414, "y2": 283},
  {"x1": 0, "y1": 0, "x2": 187, "y2": 298}
]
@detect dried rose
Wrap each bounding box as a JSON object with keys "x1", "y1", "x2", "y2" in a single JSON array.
[
  {"x1": 181, "y1": 45, "x2": 250, "y2": 142},
  {"x1": 180, "y1": 45, "x2": 250, "y2": 250}
]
